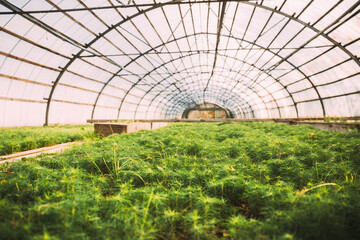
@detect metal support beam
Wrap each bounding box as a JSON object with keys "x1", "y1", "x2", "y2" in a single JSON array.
[{"x1": 203, "y1": 1, "x2": 226, "y2": 92}]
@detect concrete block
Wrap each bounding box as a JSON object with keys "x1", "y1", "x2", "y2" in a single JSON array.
[
  {"x1": 152, "y1": 122, "x2": 168, "y2": 130},
  {"x1": 127, "y1": 123, "x2": 152, "y2": 133}
]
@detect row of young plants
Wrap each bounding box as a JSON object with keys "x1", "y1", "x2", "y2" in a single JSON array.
[
  {"x1": 0, "y1": 125, "x2": 95, "y2": 156},
  {"x1": 0, "y1": 122, "x2": 359, "y2": 239}
]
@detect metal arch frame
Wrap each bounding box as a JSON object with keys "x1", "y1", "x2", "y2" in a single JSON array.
[
  {"x1": 149, "y1": 77, "x2": 261, "y2": 119},
  {"x1": 142, "y1": 88, "x2": 245, "y2": 119},
  {"x1": 203, "y1": 1, "x2": 227, "y2": 92},
  {"x1": 136, "y1": 68, "x2": 256, "y2": 119},
  {"x1": 181, "y1": 105, "x2": 233, "y2": 119},
  {"x1": 117, "y1": 1, "x2": 356, "y2": 117},
  {"x1": 124, "y1": 53, "x2": 273, "y2": 119},
  {"x1": 93, "y1": 0, "x2": 360, "y2": 120},
  {"x1": 140, "y1": 84, "x2": 249, "y2": 119},
  {"x1": 99, "y1": 33, "x2": 302, "y2": 120},
  {"x1": 40, "y1": 0, "x2": 186, "y2": 125},
  {"x1": 160, "y1": 92, "x2": 249, "y2": 119},
  {"x1": 132, "y1": 63, "x2": 277, "y2": 120},
  {"x1": 172, "y1": 100, "x2": 236, "y2": 119},
  {"x1": 145, "y1": 86, "x2": 249, "y2": 119},
  {"x1": 114, "y1": 42, "x2": 300, "y2": 119},
  {"x1": 160, "y1": 92, "x2": 244, "y2": 119},
  {"x1": 167, "y1": 95, "x2": 247, "y2": 119},
  {"x1": 241, "y1": 0, "x2": 360, "y2": 116},
  {"x1": 139, "y1": 70, "x2": 254, "y2": 119},
  {"x1": 139, "y1": 58, "x2": 308, "y2": 119},
  {"x1": 58, "y1": 1, "x2": 358, "y2": 122},
  {"x1": 127, "y1": 51, "x2": 275, "y2": 118},
  {"x1": 3, "y1": 0, "x2": 356, "y2": 124},
  {"x1": 148, "y1": 80, "x2": 253, "y2": 118},
  {"x1": 0, "y1": 1, "x2": 266, "y2": 15},
  {"x1": 160, "y1": 88, "x2": 250, "y2": 118},
  {"x1": 149, "y1": 77, "x2": 260, "y2": 119},
  {"x1": 253, "y1": 1, "x2": 360, "y2": 70}
]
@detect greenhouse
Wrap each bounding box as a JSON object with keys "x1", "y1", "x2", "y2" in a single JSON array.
[{"x1": 0, "y1": 0, "x2": 360, "y2": 239}]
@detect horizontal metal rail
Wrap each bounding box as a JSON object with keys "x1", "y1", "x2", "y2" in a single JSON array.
[
  {"x1": 87, "y1": 116, "x2": 360, "y2": 123},
  {"x1": 88, "y1": 117, "x2": 360, "y2": 133}
]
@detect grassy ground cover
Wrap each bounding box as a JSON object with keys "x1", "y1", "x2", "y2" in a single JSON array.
[
  {"x1": 0, "y1": 125, "x2": 95, "y2": 156},
  {"x1": 0, "y1": 122, "x2": 359, "y2": 239}
]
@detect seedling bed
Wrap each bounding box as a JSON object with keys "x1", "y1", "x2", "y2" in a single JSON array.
[
  {"x1": 0, "y1": 122, "x2": 359, "y2": 239},
  {"x1": 0, "y1": 125, "x2": 94, "y2": 156}
]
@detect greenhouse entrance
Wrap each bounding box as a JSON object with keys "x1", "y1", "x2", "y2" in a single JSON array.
[{"x1": 183, "y1": 103, "x2": 232, "y2": 119}]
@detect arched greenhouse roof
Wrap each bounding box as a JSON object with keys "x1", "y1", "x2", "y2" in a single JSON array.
[{"x1": 0, "y1": 0, "x2": 359, "y2": 127}]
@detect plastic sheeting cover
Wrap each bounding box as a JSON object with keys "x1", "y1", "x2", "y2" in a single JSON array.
[{"x1": 0, "y1": 0, "x2": 359, "y2": 127}]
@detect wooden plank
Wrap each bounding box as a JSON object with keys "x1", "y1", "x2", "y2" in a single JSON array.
[{"x1": 0, "y1": 141, "x2": 83, "y2": 164}]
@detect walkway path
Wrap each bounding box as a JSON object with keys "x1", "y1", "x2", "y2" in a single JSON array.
[{"x1": 0, "y1": 142, "x2": 82, "y2": 165}]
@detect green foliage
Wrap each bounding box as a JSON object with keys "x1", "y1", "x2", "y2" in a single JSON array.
[
  {"x1": 0, "y1": 122, "x2": 359, "y2": 239},
  {"x1": 0, "y1": 125, "x2": 96, "y2": 156}
]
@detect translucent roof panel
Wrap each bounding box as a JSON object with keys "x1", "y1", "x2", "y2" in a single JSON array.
[{"x1": 0, "y1": 0, "x2": 359, "y2": 127}]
